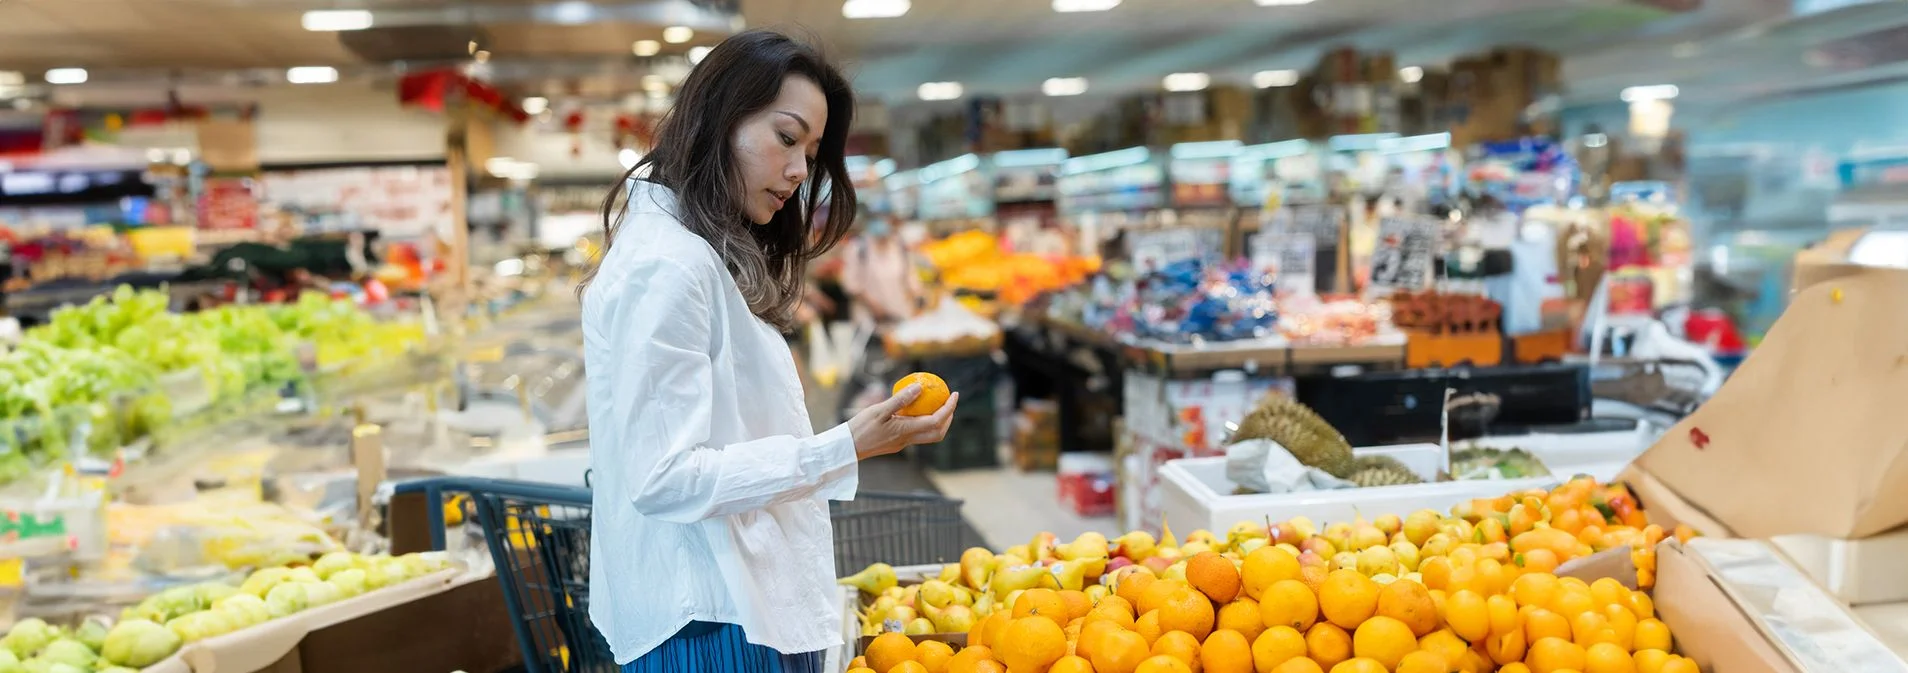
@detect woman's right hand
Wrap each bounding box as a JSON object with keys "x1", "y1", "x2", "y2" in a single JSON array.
[{"x1": 848, "y1": 385, "x2": 960, "y2": 460}]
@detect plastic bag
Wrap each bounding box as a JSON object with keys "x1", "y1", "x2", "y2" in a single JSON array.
[{"x1": 1225, "y1": 439, "x2": 1352, "y2": 495}]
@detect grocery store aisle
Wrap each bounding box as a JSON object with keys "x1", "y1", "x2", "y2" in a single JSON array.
[{"x1": 927, "y1": 466, "x2": 1118, "y2": 550}]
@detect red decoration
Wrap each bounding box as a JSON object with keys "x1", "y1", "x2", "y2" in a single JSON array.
[
  {"x1": 397, "y1": 69, "x2": 530, "y2": 124},
  {"x1": 1689, "y1": 427, "x2": 1710, "y2": 450}
]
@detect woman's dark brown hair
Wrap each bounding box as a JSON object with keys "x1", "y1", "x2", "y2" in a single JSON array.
[{"x1": 582, "y1": 29, "x2": 857, "y2": 331}]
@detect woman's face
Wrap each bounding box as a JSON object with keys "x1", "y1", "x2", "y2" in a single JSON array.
[{"x1": 732, "y1": 74, "x2": 828, "y2": 225}]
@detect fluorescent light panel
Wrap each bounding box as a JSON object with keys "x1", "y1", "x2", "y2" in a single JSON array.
[
  {"x1": 843, "y1": 0, "x2": 910, "y2": 18},
  {"x1": 688, "y1": 46, "x2": 712, "y2": 64},
  {"x1": 1062, "y1": 146, "x2": 1150, "y2": 175},
  {"x1": 522, "y1": 97, "x2": 549, "y2": 115},
  {"x1": 917, "y1": 81, "x2": 963, "y2": 101},
  {"x1": 1053, "y1": 0, "x2": 1119, "y2": 11},
  {"x1": 1253, "y1": 69, "x2": 1299, "y2": 88},
  {"x1": 662, "y1": 26, "x2": 694, "y2": 44},
  {"x1": 301, "y1": 9, "x2": 373, "y2": 31},
  {"x1": 1170, "y1": 140, "x2": 1243, "y2": 160},
  {"x1": 1163, "y1": 72, "x2": 1210, "y2": 92},
  {"x1": 1042, "y1": 77, "x2": 1088, "y2": 97},
  {"x1": 44, "y1": 68, "x2": 87, "y2": 85},
  {"x1": 994, "y1": 148, "x2": 1069, "y2": 168},
  {"x1": 632, "y1": 40, "x2": 661, "y2": 56},
  {"x1": 1621, "y1": 84, "x2": 1679, "y2": 102},
  {"x1": 286, "y1": 66, "x2": 338, "y2": 84},
  {"x1": 1399, "y1": 66, "x2": 1424, "y2": 84}
]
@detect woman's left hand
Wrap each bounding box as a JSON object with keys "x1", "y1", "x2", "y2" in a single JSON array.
[{"x1": 846, "y1": 385, "x2": 960, "y2": 460}]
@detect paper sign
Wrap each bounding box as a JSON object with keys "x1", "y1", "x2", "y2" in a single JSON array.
[
  {"x1": 1129, "y1": 227, "x2": 1220, "y2": 271},
  {"x1": 1368, "y1": 214, "x2": 1439, "y2": 293},
  {"x1": 1250, "y1": 231, "x2": 1317, "y2": 296}
]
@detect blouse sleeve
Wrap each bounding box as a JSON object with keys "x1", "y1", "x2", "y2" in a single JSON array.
[{"x1": 607, "y1": 259, "x2": 859, "y2": 525}]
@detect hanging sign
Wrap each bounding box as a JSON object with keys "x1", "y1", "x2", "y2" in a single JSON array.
[{"x1": 1368, "y1": 214, "x2": 1440, "y2": 293}]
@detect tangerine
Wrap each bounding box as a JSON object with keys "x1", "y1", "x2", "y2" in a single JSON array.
[
  {"x1": 893, "y1": 663, "x2": 930, "y2": 673},
  {"x1": 1142, "y1": 579, "x2": 1193, "y2": 615},
  {"x1": 1121, "y1": 572, "x2": 1161, "y2": 608},
  {"x1": 866, "y1": 632, "x2": 918, "y2": 673},
  {"x1": 892, "y1": 373, "x2": 951, "y2": 416},
  {"x1": 1415, "y1": 631, "x2": 1467, "y2": 671},
  {"x1": 1201, "y1": 629, "x2": 1255, "y2": 673},
  {"x1": 1259, "y1": 580, "x2": 1319, "y2": 632},
  {"x1": 1080, "y1": 620, "x2": 1124, "y2": 662},
  {"x1": 1094, "y1": 629, "x2": 1153, "y2": 673},
  {"x1": 1528, "y1": 637, "x2": 1587, "y2": 673},
  {"x1": 1376, "y1": 579, "x2": 1438, "y2": 637},
  {"x1": 1396, "y1": 650, "x2": 1450, "y2": 673},
  {"x1": 1442, "y1": 590, "x2": 1489, "y2": 642},
  {"x1": 1304, "y1": 623, "x2": 1353, "y2": 670},
  {"x1": 1318, "y1": 570, "x2": 1379, "y2": 630},
  {"x1": 1350, "y1": 616, "x2": 1417, "y2": 670},
  {"x1": 1328, "y1": 658, "x2": 1389, "y2": 673},
  {"x1": 1059, "y1": 590, "x2": 1095, "y2": 622},
  {"x1": 1051, "y1": 655, "x2": 1096, "y2": 673},
  {"x1": 1243, "y1": 547, "x2": 1303, "y2": 601},
  {"x1": 1188, "y1": 552, "x2": 1244, "y2": 603},
  {"x1": 1138, "y1": 610, "x2": 1165, "y2": 647},
  {"x1": 1271, "y1": 658, "x2": 1325, "y2": 673},
  {"x1": 1632, "y1": 649, "x2": 1671, "y2": 673},
  {"x1": 1251, "y1": 626, "x2": 1308, "y2": 673},
  {"x1": 1016, "y1": 589, "x2": 1072, "y2": 627},
  {"x1": 1158, "y1": 586, "x2": 1218, "y2": 641},
  {"x1": 1585, "y1": 642, "x2": 1636, "y2": 673},
  {"x1": 946, "y1": 646, "x2": 995, "y2": 673},
  {"x1": 1137, "y1": 655, "x2": 1196, "y2": 673},
  {"x1": 1633, "y1": 619, "x2": 1671, "y2": 652},
  {"x1": 1659, "y1": 656, "x2": 1699, "y2": 673},
  {"x1": 999, "y1": 616, "x2": 1068, "y2": 673},
  {"x1": 1217, "y1": 598, "x2": 1267, "y2": 643},
  {"x1": 1153, "y1": 631, "x2": 1204, "y2": 671},
  {"x1": 917, "y1": 640, "x2": 956, "y2": 673}
]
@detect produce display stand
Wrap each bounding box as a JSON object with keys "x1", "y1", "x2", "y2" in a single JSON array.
[{"x1": 1120, "y1": 334, "x2": 1408, "y2": 378}]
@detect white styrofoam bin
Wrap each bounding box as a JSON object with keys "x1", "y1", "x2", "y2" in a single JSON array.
[
  {"x1": 1456, "y1": 424, "x2": 1656, "y2": 481},
  {"x1": 1158, "y1": 447, "x2": 1558, "y2": 533},
  {"x1": 1771, "y1": 528, "x2": 1908, "y2": 607}
]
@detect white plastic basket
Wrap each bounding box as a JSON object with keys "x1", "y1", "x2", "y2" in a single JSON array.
[{"x1": 1157, "y1": 446, "x2": 1558, "y2": 533}]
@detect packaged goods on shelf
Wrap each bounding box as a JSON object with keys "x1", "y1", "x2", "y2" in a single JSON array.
[
  {"x1": 885, "y1": 297, "x2": 1002, "y2": 359},
  {"x1": 922, "y1": 230, "x2": 1098, "y2": 306}
]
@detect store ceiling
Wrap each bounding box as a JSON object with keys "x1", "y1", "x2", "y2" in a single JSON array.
[{"x1": 5, "y1": 0, "x2": 1908, "y2": 113}]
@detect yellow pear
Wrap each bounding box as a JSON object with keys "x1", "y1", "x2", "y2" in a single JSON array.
[
  {"x1": 1028, "y1": 532, "x2": 1059, "y2": 561},
  {"x1": 960, "y1": 547, "x2": 996, "y2": 590},
  {"x1": 1051, "y1": 558, "x2": 1109, "y2": 592},
  {"x1": 1161, "y1": 517, "x2": 1180, "y2": 549},
  {"x1": 920, "y1": 580, "x2": 962, "y2": 609},
  {"x1": 1057, "y1": 532, "x2": 1110, "y2": 561},
  {"x1": 1237, "y1": 538, "x2": 1270, "y2": 555},
  {"x1": 904, "y1": 617, "x2": 935, "y2": 635},
  {"x1": 1162, "y1": 561, "x2": 1188, "y2": 582},
  {"x1": 990, "y1": 563, "x2": 1054, "y2": 595},
  {"x1": 938, "y1": 564, "x2": 961, "y2": 583},
  {"x1": 931, "y1": 604, "x2": 979, "y2": 633},
  {"x1": 1004, "y1": 545, "x2": 1031, "y2": 561},
  {"x1": 1114, "y1": 531, "x2": 1158, "y2": 562},
  {"x1": 888, "y1": 605, "x2": 918, "y2": 624},
  {"x1": 1085, "y1": 584, "x2": 1111, "y2": 603},
  {"x1": 838, "y1": 563, "x2": 898, "y2": 596},
  {"x1": 1179, "y1": 541, "x2": 1214, "y2": 556},
  {"x1": 973, "y1": 593, "x2": 996, "y2": 617}
]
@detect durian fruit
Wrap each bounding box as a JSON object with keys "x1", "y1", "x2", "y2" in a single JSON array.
[
  {"x1": 1229, "y1": 393, "x2": 1356, "y2": 478},
  {"x1": 1347, "y1": 455, "x2": 1424, "y2": 488}
]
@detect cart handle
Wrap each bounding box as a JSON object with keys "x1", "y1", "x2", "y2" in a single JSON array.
[{"x1": 391, "y1": 476, "x2": 592, "y2": 551}]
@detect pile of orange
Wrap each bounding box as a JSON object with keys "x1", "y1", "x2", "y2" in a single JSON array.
[{"x1": 852, "y1": 547, "x2": 1701, "y2": 673}]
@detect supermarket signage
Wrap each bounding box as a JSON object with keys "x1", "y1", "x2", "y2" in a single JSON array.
[
  {"x1": 1129, "y1": 227, "x2": 1221, "y2": 271},
  {"x1": 0, "y1": 509, "x2": 66, "y2": 543},
  {"x1": 0, "y1": 169, "x2": 152, "y2": 206},
  {"x1": 1250, "y1": 231, "x2": 1317, "y2": 296},
  {"x1": 1368, "y1": 215, "x2": 1440, "y2": 293}
]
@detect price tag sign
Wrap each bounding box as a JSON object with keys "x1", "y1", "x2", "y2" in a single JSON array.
[
  {"x1": 1129, "y1": 227, "x2": 1219, "y2": 271},
  {"x1": 1250, "y1": 231, "x2": 1317, "y2": 296},
  {"x1": 1369, "y1": 214, "x2": 1440, "y2": 293}
]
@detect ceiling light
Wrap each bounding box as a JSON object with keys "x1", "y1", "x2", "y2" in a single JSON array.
[
  {"x1": 632, "y1": 40, "x2": 661, "y2": 57},
  {"x1": 642, "y1": 75, "x2": 670, "y2": 94},
  {"x1": 688, "y1": 46, "x2": 712, "y2": 64},
  {"x1": 286, "y1": 66, "x2": 339, "y2": 84},
  {"x1": 1399, "y1": 66, "x2": 1424, "y2": 84},
  {"x1": 1254, "y1": 0, "x2": 1314, "y2": 5},
  {"x1": 618, "y1": 148, "x2": 642, "y2": 170},
  {"x1": 1620, "y1": 84, "x2": 1679, "y2": 102},
  {"x1": 1042, "y1": 77, "x2": 1088, "y2": 97},
  {"x1": 547, "y1": 0, "x2": 593, "y2": 24},
  {"x1": 842, "y1": 0, "x2": 910, "y2": 18},
  {"x1": 522, "y1": 97, "x2": 549, "y2": 115},
  {"x1": 1163, "y1": 72, "x2": 1210, "y2": 92},
  {"x1": 917, "y1": 81, "x2": 963, "y2": 101},
  {"x1": 473, "y1": 50, "x2": 491, "y2": 63},
  {"x1": 0, "y1": 72, "x2": 22, "y2": 87},
  {"x1": 1252, "y1": 69, "x2": 1299, "y2": 88},
  {"x1": 1053, "y1": 0, "x2": 1119, "y2": 11},
  {"x1": 301, "y1": 9, "x2": 373, "y2": 31},
  {"x1": 44, "y1": 68, "x2": 86, "y2": 85},
  {"x1": 662, "y1": 26, "x2": 693, "y2": 44}
]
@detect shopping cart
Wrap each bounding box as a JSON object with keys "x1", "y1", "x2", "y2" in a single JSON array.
[{"x1": 393, "y1": 476, "x2": 968, "y2": 673}]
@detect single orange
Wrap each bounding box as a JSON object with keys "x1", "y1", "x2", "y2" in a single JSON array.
[
  {"x1": 1350, "y1": 616, "x2": 1417, "y2": 670},
  {"x1": 1251, "y1": 626, "x2": 1308, "y2": 673},
  {"x1": 1152, "y1": 631, "x2": 1204, "y2": 671},
  {"x1": 1079, "y1": 620, "x2": 1124, "y2": 662},
  {"x1": 946, "y1": 646, "x2": 995, "y2": 673},
  {"x1": 1052, "y1": 655, "x2": 1096, "y2": 673},
  {"x1": 1659, "y1": 656, "x2": 1699, "y2": 673},
  {"x1": 1633, "y1": 650, "x2": 1671, "y2": 673},
  {"x1": 1318, "y1": 570, "x2": 1379, "y2": 630},
  {"x1": 999, "y1": 616, "x2": 1067, "y2": 673},
  {"x1": 892, "y1": 662, "x2": 930, "y2": 673},
  {"x1": 1527, "y1": 637, "x2": 1587, "y2": 673},
  {"x1": 1201, "y1": 629, "x2": 1254, "y2": 673},
  {"x1": 1136, "y1": 655, "x2": 1196, "y2": 673},
  {"x1": 1633, "y1": 619, "x2": 1671, "y2": 652},
  {"x1": 892, "y1": 372, "x2": 951, "y2": 416},
  {"x1": 1094, "y1": 629, "x2": 1154, "y2": 673},
  {"x1": 1259, "y1": 579, "x2": 1319, "y2": 632},
  {"x1": 1157, "y1": 586, "x2": 1218, "y2": 641},
  {"x1": 1015, "y1": 588, "x2": 1071, "y2": 627},
  {"x1": 1524, "y1": 607, "x2": 1573, "y2": 644},
  {"x1": 1442, "y1": 590, "x2": 1489, "y2": 642},
  {"x1": 850, "y1": 656, "x2": 868, "y2": 670},
  {"x1": 1304, "y1": 623, "x2": 1353, "y2": 671},
  {"x1": 1396, "y1": 650, "x2": 1451, "y2": 673},
  {"x1": 1059, "y1": 590, "x2": 1095, "y2": 622},
  {"x1": 1376, "y1": 580, "x2": 1438, "y2": 637},
  {"x1": 1137, "y1": 610, "x2": 1166, "y2": 647},
  {"x1": 1327, "y1": 658, "x2": 1388, "y2": 673},
  {"x1": 1271, "y1": 657, "x2": 1325, "y2": 673},
  {"x1": 1142, "y1": 579, "x2": 1193, "y2": 615},
  {"x1": 1585, "y1": 642, "x2": 1636, "y2": 673},
  {"x1": 917, "y1": 640, "x2": 956, "y2": 673},
  {"x1": 1216, "y1": 598, "x2": 1266, "y2": 643},
  {"x1": 1119, "y1": 569, "x2": 1160, "y2": 607},
  {"x1": 1242, "y1": 547, "x2": 1303, "y2": 601},
  {"x1": 1187, "y1": 552, "x2": 1244, "y2": 603},
  {"x1": 1414, "y1": 631, "x2": 1467, "y2": 671},
  {"x1": 866, "y1": 632, "x2": 919, "y2": 673}
]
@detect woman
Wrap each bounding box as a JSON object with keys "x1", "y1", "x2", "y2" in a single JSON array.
[{"x1": 579, "y1": 30, "x2": 959, "y2": 672}]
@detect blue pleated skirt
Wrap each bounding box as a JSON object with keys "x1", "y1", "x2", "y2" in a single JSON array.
[{"x1": 621, "y1": 622, "x2": 825, "y2": 673}]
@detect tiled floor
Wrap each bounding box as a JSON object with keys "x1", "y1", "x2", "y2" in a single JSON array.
[{"x1": 925, "y1": 465, "x2": 1119, "y2": 551}]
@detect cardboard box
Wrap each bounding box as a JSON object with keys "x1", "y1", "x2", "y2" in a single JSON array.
[{"x1": 1653, "y1": 538, "x2": 1908, "y2": 673}]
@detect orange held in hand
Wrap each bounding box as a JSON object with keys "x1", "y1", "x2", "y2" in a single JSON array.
[{"x1": 893, "y1": 372, "x2": 952, "y2": 416}]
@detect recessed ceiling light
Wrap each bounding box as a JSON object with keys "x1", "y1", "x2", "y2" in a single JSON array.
[
  {"x1": 1620, "y1": 84, "x2": 1679, "y2": 102},
  {"x1": 688, "y1": 46, "x2": 712, "y2": 64},
  {"x1": 286, "y1": 66, "x2": 339, "y2": 84},
  {"x1": 0, "y1": 71, "x2": 23, "y2": 87},
  {"x1": 1399, "y1": 66, "x2": 1424, "y2": 84},
  {"x1": 1252, "y1": 69, "x2": 1299, "y2": 88},
  {"x1": 1053, "y1": 0, "x2": 1119, "y2": 11},
  {"x1": 1163, "y1": 72, "x2": 1210, "y2": 92},
  {"x1": 44, "y1": 68, "x2": 87, "y2": 85},
  {"x1": 1042, "y1": 77, "x2": 1088, "y2": 97},
  {"x1": 662, "y1": 26, "x2": 693, "y2": 44},
  {"x1": 301, "y1": 9, "x2": 373, "y2": 31},
  {"x1": 918, "y1": 81, "x2": 963, "y2": 101},
  {"x1": 522, "y1": 97, "x2": 549, "y2": 115},
  {"x1": 1254, "y1": 0, "x2": 1314, "y2": 5},
  {"x1": 842, "y1": 0, "x2": 910, "y2": 18},
  {"x1": 547, "y1": 0, "x2": 593, "y2": 24},
  {"x1": 633, "y1": 40, "x2": 661, "y2": 57},
  {"x1": 642, "y1": 74, "x2": 671, "y2": 94}
]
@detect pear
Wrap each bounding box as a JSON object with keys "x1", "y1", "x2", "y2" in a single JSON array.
[
  {"x1": 1162, "y1": 561, "x2": 1188, "y2": 582},
  {"x1": 1390, "y1": 541, "x2": 1422, "y2": 573},
  {"x1": 1228, "y1": 520, "x2": 1268, "y2": 546},
  {"x1": 1421, "y1": 533, "x2": 1456, "y2": 559},
  {"x1": 1085, "y1": 584, "x2": 1110, "y2": 603},
  {"x1": 839, "y1": 563, "x2": 898, "y2": 596},
  {"x1": 1371, "y1": 573, "x2": 1398, "y2": 585},
  {"x1": 1322, "y1": 522, "x2": 1353, "y2": 551},
  {"x1": 1113, "y1": 531, "x2": 1158, "y2": 562},
  {"x1": 888, "y1": 605, "x2": 918, "y2": 624},
  {"x1": 1028, "y1": 532, "x2": 1059, "y2": 562},
  {"x1": 883, "y1": 585, "x2": 906, "y2": 600},
  {"x1": 1356, "y1": 545, "x2": 1399, "y2": 576},
  {"x1": 1003, "y1": 589, "x2": 1025, "y2": 613},
  {"x1": 1332, "y1": 551, "x2": 1359, "y2": 571},
  {"x1": 919, "y1": 580, "x2": 962, "y2": 609},
  {"x1": 1056, "y1": 532, "x2": 1110, "y2": 561},
  {"x1": 960, "y1": 548, "x2": 996, "y2": 590},
  {"x1": 1179, "y1": 541, "x2": 1214, "y2": 556},
  {"x1": 1270, "y1": 521, "x2": 1301, "y2": 544},
  {"x1": 1274, "y1": 543, "x2": 1301, "y2": 558},
  {"x1": 1374, "y1": 514, "x2": 1404, "y2": 538},
  {"x1": 1161, "y1": 517, "x2": 1180, "y2": 550},
  {"x1": 1403, "y1": 510, "x2": 1441, "y2": 546},
  {"x1": 990, "y1": 564, "x2": 1054, "y2": 595},
  {"x1": 938, "y1": 564, "x2": 961, "y2": 584},
  {"x1": 1349, "y1": 525, "x2": 1388, "y2": 551},
  {"x1": 1289, "y1": 516, "x2": 1318, "y2": 541},
  {"x1": 1236, "y1": 538, "x2": 1270, "y2": 555},
  {"x1": 904, "y1": 618, "x2": 935, "y2": 635},
  {"x1": 931, "y1": 604, "x2": 978, "y2": 633},
  {"x1": 972, "y1": 593, "x2": 996, "y2": 617},
  {"x1": 867, "y1": 596, "x2": 900, "y2": 621},
  {"x1": 1050, "y1": 558, "x2": 1107, "y2": 592},
  {"x1": 900, "y1": 584, "x2": 921, "y2": 608},
  {"x1": 1004, "y1": 545, "x2": 1031, "y2": 562},
  {"x1": 1299, "y1": 537, "x2": 1337, "y2": 559}
]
